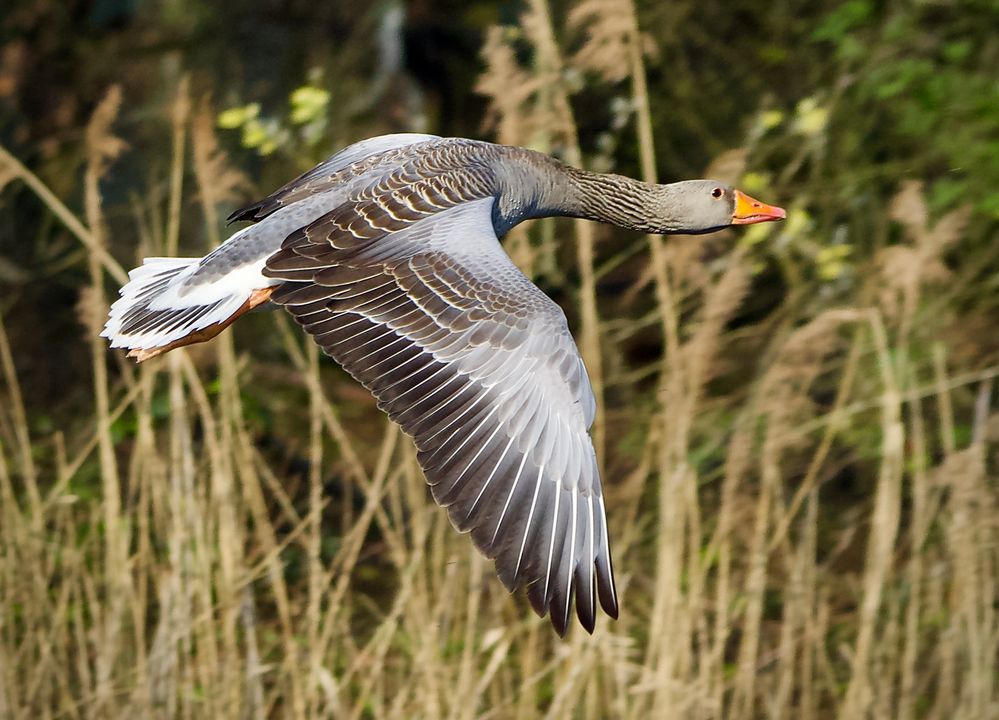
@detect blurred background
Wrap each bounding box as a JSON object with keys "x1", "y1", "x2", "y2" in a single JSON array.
[{"x1": 1, "y1": 0, "x2": 998, "y2": 717}]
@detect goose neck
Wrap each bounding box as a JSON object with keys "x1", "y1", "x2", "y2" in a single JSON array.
[{"x1": 555, "y1": 167, "x2": 672, "y2": 233}]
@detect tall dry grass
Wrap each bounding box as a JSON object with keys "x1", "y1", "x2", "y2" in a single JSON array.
[{"x1": 2, "y1": 1, "x2": 998, "y2": 718}]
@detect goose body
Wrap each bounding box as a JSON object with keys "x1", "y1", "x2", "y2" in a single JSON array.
[{"x1": 103, "y1": 134, "x2": 785, "y2": 635}]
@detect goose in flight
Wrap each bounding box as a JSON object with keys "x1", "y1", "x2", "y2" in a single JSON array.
[{"x1": 102, "y1": 134, "x2": 785, "y2": 635}]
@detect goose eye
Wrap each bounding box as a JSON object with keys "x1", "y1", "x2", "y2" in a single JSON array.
[{"x1": 711, "y1": 187, "x2": 724, "y2": 199}]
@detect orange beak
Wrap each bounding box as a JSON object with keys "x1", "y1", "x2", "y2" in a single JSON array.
[{"x1": 731, "y1": 189, "x2": 786, "y2": 225}]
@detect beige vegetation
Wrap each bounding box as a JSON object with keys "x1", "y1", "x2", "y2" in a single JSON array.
[{"x1": 1, "y1": 0, "x2": 998, "y2": 718}]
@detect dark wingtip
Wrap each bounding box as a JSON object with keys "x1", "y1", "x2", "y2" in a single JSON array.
[
  {"x1": 550, "y1": 609, "x2": 569, "y2": 638},
  {"x1": 577, "y1": 603, "x2": 596, "y2": 634},
  {"x1": 598, "y1": 576, "x2": 619, "y2": 620},
  {"x1": 575, "y1": 573, "x2": 596, "y2": 633},
  {"x1": 225, "y1": 206, "x2": 258, "y2": 225},
  {"x1": 526, "y1": 580, "x2": 547, "y2": 617},
  {"x1": 596, "y1": 552, "x2": 619, "y2": 620},
  {"x1": 526, "y1": 581, "x2": 569, "y2": 637},
  {"x1": 550, "y1": 582, "x2": 574, "y2": 638},
  {"x1": 604, "y1": 596, "x2": 620, "y2": 620},
  {"x1": 226, "y1": 197, "x2": 281, "y2": 224}
]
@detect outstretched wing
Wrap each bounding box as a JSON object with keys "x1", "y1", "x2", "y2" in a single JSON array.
[{"x1": 264, "y1": 188, "x2": 618, "y2": 634}]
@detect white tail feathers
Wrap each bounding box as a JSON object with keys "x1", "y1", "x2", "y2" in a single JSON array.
[{"x1": 102, "y1": 256, "x2": 276, "y2": 362}]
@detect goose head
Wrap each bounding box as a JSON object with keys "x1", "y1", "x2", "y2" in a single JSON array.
[{"x1": 653, "y1": 180, "x2": 786, "y2": 234}]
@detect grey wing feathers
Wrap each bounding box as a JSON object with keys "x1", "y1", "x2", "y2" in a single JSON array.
[
  {"x1": 228, "y1": 133, "x2": 441, "y2": 224},
  {"x1": 264, "y1": 194, "x2": 617, "y2": 635}
]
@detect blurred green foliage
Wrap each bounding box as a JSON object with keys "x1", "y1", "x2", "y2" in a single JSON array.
[
  {"x1": 810, "y1": 0, "x2": 999, "y2": 217},
  {"x1": 217, "y1": 77, "x2": 332, "y2": 155}
]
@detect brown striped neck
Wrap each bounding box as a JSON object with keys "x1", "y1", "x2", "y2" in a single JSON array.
[
  {"x1": 486, "y1": 149, "x2": 658, "y2": 233},
  {"x1": 553, "y1": 167, "x2": 672, "y2": 233}
]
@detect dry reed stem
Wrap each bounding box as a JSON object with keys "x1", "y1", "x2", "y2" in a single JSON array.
[
  {"x1": 165, "y1": 77, "x2": 190, "y2": 257},
  {"x1": 0, "y1": 315, "x2": 40, "y2": 523},
  {"x1": 191, "y1": 93, "x2": 253, "y2": 717},
  {"x1": 617, "y1": 0, "x2": 712, "y2": 713},
  {"x1": 767, "y1": 330, "x2": 863, "y2": 553},
  {"x1": 83, "y1": 84, "x2": 127, "y2": 715},
  {"x1": 840, "y1": 311, "x2": 904, "y2": 719},
  {"x1": 899, "y1": 364, "x2": 929, "y2": 720}
]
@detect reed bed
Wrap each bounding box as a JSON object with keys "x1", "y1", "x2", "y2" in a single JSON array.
[{"x1": 1, "y1": 1, "x2": 997, "y2": 718}]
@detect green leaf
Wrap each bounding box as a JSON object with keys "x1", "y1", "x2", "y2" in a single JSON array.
[
  {"x1": 812, "y1": 0, "x2": 873, "y2": 42},
  {"x1": 289, "y1": 86, "x2": 331, "y2": 124},
  {"x1": 217, "y1": 103, "x2": 259, "y2": 129}
]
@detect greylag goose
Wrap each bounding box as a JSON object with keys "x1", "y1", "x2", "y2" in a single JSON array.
[{"x1": 102, "y1": 134, "x2": 785, "y2": 635}]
